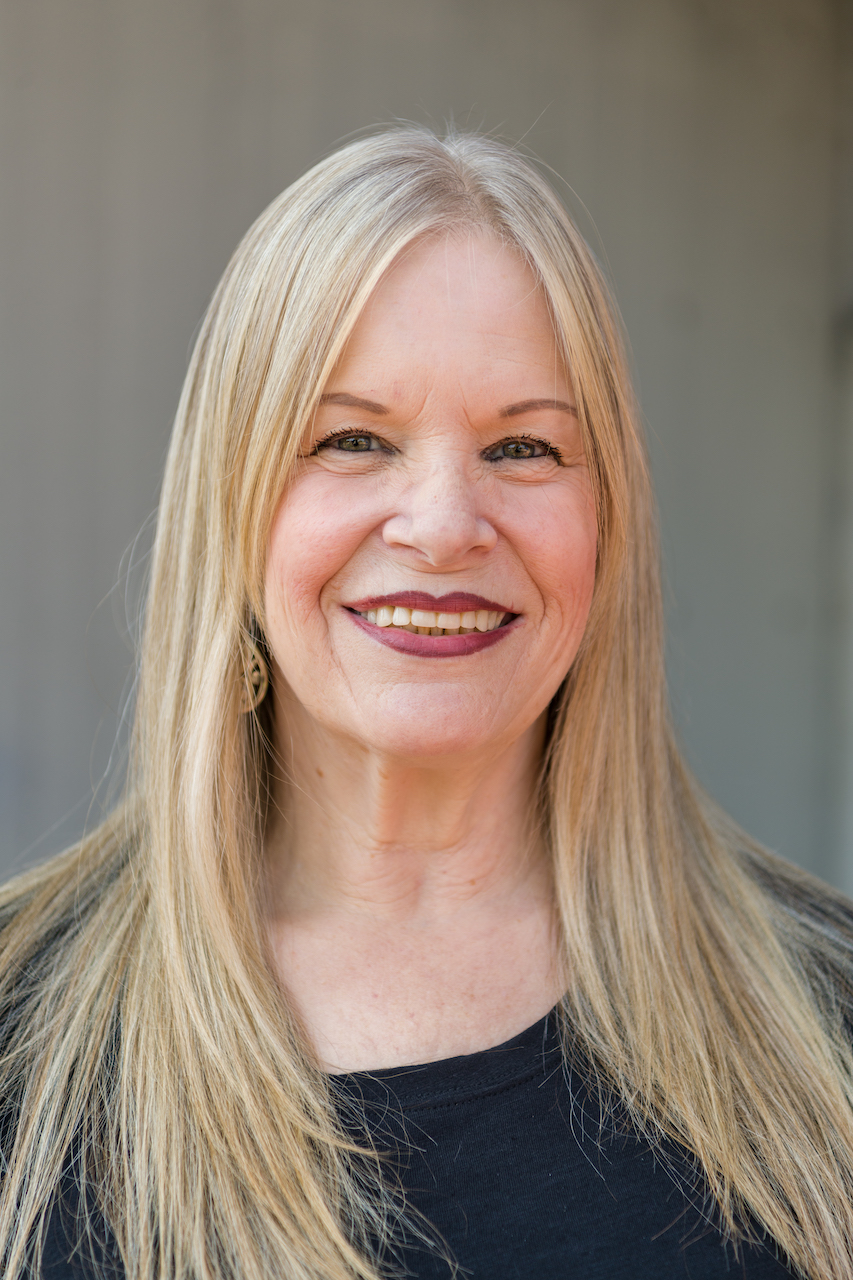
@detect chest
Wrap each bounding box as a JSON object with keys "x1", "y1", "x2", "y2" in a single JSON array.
[{"x1": 269, "y1": 904, "x2": 562, "y2": 1070}]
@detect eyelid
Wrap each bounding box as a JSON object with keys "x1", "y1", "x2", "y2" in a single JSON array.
[
  {"x1": 484, "y1": 433, "x2": 564, "y2": 464},
  {"x1": 310, "y1": 427, "x2": 392, "y2": 454},
  {"x1": 309, "y1": 427, "x2": 564, "y2": 462}
]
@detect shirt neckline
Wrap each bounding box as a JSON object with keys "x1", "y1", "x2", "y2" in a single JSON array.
[{"x1": 331, "y1": 1006, "x2": 564, "y2": 1111}]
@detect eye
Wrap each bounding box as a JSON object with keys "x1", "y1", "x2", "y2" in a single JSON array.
[
  {"x1": 313, "y1": 429, "x2": 390, "y2": 455},
  {"x1": 484, "y1": 435, "x2": 561, "y2": 463}
]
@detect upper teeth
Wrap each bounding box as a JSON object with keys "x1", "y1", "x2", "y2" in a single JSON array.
[{"x1": 362, "y1": 606, "x2": 507, "y2": 635}]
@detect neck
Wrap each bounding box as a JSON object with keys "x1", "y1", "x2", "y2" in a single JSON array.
[{"x1": 263, "y1": 698, "x2": 551, "y2": 924}]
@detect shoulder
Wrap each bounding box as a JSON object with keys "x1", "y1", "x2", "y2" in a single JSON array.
[
  {"x1": 742, "y1": 843, "x2": 853, "y2": 1032},
  {"x1": 745, "y1": 843, "x2": 853, "y2": 949},
  {"x1": 0, "y1": 833, "x2": 134, "y2": 1280}
]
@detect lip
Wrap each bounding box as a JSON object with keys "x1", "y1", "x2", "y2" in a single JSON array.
[
  {"x1": 344, "y1": 591, "x2": 512, "y2": 613},
  {"x1": 347, "y1": 610, "x2": 519, "y2": 657}
]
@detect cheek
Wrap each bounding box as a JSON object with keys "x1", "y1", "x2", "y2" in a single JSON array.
[
  {"x1": 519, "y1": 488, "x2": 598, "y2": 631},
  {"x1": 265, "y1": 499, "x2": 334, "y2": 638},
  {"x1": 566, "y1": 511, "x2": 599, "y2": 612},
  {"x1": 263, "y1": 480, "x2": 377, "y2": 635}
]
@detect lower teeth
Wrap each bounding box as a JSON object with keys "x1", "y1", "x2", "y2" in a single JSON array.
[{"x1": 399, "y1": 623, "x2": 473, "y2": 635}]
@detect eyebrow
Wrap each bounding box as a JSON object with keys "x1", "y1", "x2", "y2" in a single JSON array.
[
  {"x1": 499, "y1": 398, "x2": 578, "y2": 418},
  {"x1": 317, "y1": 392, "x2": 578, "y2": 419},
  {"x1": 318, "y1": 392, "x2": 389, "y2": 414}
]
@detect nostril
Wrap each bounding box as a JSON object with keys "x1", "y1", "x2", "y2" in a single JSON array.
[{"x1": 381, "y1": 501, "x2": 497, "y2": 562}]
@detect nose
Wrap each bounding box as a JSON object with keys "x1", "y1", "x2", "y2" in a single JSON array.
[{"x1": 382, "y1": 457, "x2": 498, "y2": 567}]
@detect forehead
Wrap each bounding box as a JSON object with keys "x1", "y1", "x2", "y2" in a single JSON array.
[
  {"x1": 328, "y1": 231, "x2": 563, "y2": 398},
  {"x1": 359, "y1": 230, "x2": 549, "y2": 327}
]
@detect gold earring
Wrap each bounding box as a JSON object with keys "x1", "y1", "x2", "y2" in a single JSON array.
[{"x1": 241, "y1": 643, "x2": 269, "y2": 713}]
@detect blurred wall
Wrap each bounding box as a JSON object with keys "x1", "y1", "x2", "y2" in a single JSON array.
[
  {"x1": 0, "y1": 0, "x2": 849, "y2": 882},
  {"x1": 833, "y1": 0, "x2": 853, "y2": 889}
]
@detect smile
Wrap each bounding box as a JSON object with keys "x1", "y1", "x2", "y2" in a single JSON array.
[
  {"x1": 356, "y1": 606, "x2": 508, "y2": 636},
  {"x1": 343, "y1": 593, "x2": 519, "y2": 657}
]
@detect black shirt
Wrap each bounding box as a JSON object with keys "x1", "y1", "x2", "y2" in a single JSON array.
[
  {"x1": 40, "y1": 1011, "x2": 794, "y2": 1278},
  {"x1": 332, "y1": 1010, "x2": 794, "y2": 1279}
]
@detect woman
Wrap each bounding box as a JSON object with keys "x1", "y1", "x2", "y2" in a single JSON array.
[{"x1": 1, "y1": 128, "x2": 853, "y2": 1280}]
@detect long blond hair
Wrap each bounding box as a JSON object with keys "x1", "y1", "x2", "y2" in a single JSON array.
[{"x1": 2, "y1": 128, "x2": 853, "y2": 1280}]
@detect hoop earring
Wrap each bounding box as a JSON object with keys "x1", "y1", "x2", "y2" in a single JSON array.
[{"x1": 241, "y1": 643, "x2": 269, "y2": 713}]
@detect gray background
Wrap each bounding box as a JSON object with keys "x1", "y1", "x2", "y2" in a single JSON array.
[{"x1": 2, "y1": 0, "x2": 853, "y2": 886}]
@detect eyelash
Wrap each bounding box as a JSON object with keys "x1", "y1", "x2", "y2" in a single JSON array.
[
  {"x1": 311, "y1": 428, "x2": 392, "y2": 455},
  {"x1": 486, "y1": 433, "x2": 564, "y2": 464},
  {"x1": 311, "y1": 428, "x2": 563, "y2": 464}
]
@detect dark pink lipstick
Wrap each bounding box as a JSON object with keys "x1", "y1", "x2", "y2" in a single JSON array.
[
  {"x1": 343, "y1": 589, "x2": 520, "y2": 659},
  {"x1": 345, "y1": 591, "x2": 512, "y2": 613},
  {"x1": 347, "y1": 612, "x2": 517, "y2": 657}
]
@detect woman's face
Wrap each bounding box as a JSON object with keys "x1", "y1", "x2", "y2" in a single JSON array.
[{"x1": 264, "y1": 231, "x2": 597, "y2": 761}]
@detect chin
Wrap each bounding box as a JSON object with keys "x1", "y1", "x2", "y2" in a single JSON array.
[
  {"x1": 374, "y1": 721, "x2": 495, "y2": 755},
  {"x1": 337, "y1": 691, "x2": 523, "y2": 761}
]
